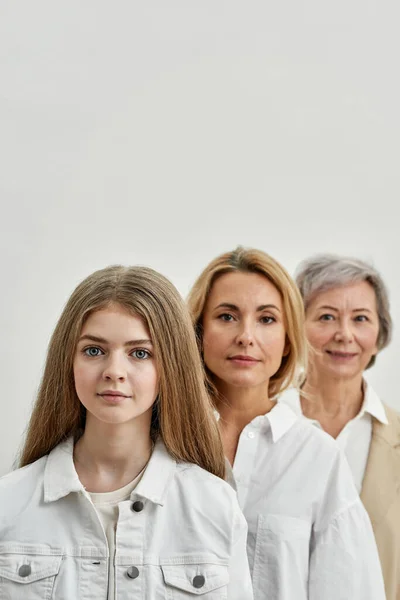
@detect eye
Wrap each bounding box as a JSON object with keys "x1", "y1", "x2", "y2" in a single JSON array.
[
  {"x1": 84, "y1": 346, "x2": 104, "y2": 357},
  {"x1": 260, "y1": 316, "x2": 276, "y2": 324},
  {"x1": 218, "y1": 313, "x2": 235, "y2": 322},
  {"x1": 319, "y1": 314, "x2": 334, "y2": 321},
  {"x1": 354, "y1": 315, "x2": 368, "y2": 322},
  {"x1": 131, "y1": 349, "x2": 151, "y2": 360}
]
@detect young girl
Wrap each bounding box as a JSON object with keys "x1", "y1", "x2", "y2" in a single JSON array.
[
  {"x1": 0, "y1": 265, "x2": 253, "y2": 600},
  {"x1": 187, "y1": 246, "x2": 385, "y2": 600}
]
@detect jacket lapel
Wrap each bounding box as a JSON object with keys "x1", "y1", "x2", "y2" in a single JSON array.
[{"x1": 360, "y1": 405, "x2": 400, "y2": 527}]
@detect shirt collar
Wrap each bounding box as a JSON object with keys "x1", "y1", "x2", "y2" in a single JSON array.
[
  {"x1": 214, "y1": 401, "x2": 299, "y2": 444},
  {"x1": 262, "y1": 401, "x2": 299, "y2": 443},
  {"x1": 278, "y1": 382, "x2": 388, "y2": 426},
  {"x1": 44, "y1": 437, "x2": 84, "y2": 502},
  {"x1": 360, "y1": 381, "x2": 388, "y2": 425},
  {"x1": 44, "y1": 436, "x2": 176, "y2": 506}
]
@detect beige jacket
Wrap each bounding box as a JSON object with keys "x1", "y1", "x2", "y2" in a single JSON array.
[{"x1": 361, "y1": 405, "x2": 400, "y2": 600}]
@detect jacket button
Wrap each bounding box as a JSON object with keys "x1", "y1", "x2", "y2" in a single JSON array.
[
  {"x1": 131, "y1": 500, "x2": 144, "y2": 512},
  {"x1": 18, "y1": 565, "x2": 31, "y2": 577},
  {"x1": 193, "y1": 575, "x2": 205, "y2": 588},
  {"x1": 126, "y1": 566, "x2": 140, "y2": 579}
]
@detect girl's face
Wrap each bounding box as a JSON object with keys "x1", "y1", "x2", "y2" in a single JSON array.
[
  {"x1": 202, "y1": 271, "x2": 287, "y2": 393},
  {"x1": 73, "y1": 304, "x2": 159, "y2": 428},
  {"x1": 305, "y1": 281, "x2": 380, "y2": 380}
]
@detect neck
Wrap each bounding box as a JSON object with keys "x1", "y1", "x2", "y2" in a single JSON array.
[
  {"x1": 301, "y1": 371, "x2": 364, "y2": 420},
  {"x1": 214, "y1": 379, "x2": 274, "y2": 466},
  {"x1": 215, "y1": 379, "x2": 274, "y2": 429},
  {"x1": 74, "y1": 415, "x2": 153, "y2": 492}
]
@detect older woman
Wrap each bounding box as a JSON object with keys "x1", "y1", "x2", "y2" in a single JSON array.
[
  {"x1": 279, "y1": 254, "x2": 400, "y2": 600},
  {"x1": 188, "y1": 246, "x2": 385, "y2": 600}
]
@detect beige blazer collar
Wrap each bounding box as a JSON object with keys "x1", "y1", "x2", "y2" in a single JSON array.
[{"x1": 360, "y1": 405, "x2": 400, "y2": 527}]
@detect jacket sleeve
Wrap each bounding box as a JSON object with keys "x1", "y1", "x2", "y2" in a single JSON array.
[
  {"x1": 309, "y1": 465, "x2": 386, "y2": 599},
  {"x1": 227, "y1": 505, "x2": 254, "y2": 600}
]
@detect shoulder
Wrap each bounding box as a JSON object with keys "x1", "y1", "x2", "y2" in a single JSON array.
[
  {"x1": 0, "y1": 456, "x2": 47, "y2": 492},
  {"x1": 383, "y1": 403, "x2": 400, "y2": 427},
  {"x1": 0, "y1": 457, "x2": 47, "y2": 521},
  {"x1": 176, "y1": 462, "x2": 237, "y2": 498},
  {"x1": 287, "y1": 415, "x2": 342, "y2": 458},
  {"x1": 174, "y1": 462, "x2": 241, "y2": 516},
  {"x1": 372, "y1": 402, "x2": 400, "y2": 447}
]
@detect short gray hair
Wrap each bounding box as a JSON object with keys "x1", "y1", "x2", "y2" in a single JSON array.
[{"x1": 295, "y1": 254, "x2": 392, "y2": 369}]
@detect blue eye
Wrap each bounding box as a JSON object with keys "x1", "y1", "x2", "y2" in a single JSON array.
[
  {"x1": 320, "y1": 314, "x2": 334, "y2": 321},
  {"x1": 355, "y1": 315, "x2": 368, "y2": 322},
  {"x1": 132, "y1": 349, "x2": 151, "y2": 360},
  {"x1": 84, "y1": 347, "x2": 104, "y2": 357}
]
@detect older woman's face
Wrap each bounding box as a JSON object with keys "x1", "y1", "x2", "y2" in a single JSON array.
[
  {"x1": 305, "y1": 281, "x2": 379, "y2": 379},
  {"x1": 202, "y1": 271, "x2": 287, "y2": 392}
]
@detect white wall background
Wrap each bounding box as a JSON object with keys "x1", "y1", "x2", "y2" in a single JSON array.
[{"x1": 1, "y1": 1, "x2": 399, "y2": 475}]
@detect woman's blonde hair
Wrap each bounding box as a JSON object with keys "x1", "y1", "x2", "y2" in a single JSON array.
[
  {"x1": 187, "y1": 246, "x2": 307, "y2": 399},
  {"x1": 20, "y1": 265, "x2": 225, "y2": 478}
]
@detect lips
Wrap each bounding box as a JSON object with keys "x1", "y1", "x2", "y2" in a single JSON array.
[
  {"x1": 326, "y1": 350, "x2": 357, "y2": 358},
  {"x1": 98, "y1": 390, "x2": 130, "y2": 397},
  {"x1": 97, "y1": 391, "x2": 131, "y2": 403},
  {"x1": 228, "y1": 355, "x2": 260, "y2": 364}
]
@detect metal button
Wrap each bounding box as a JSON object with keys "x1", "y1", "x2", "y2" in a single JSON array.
[
  {"x1": 131, "y1": 500, "x2": 144, "y2": 512},
  {"x1": 18, "y1": 565, "x2": 31, "y2": 578},
  {"x1": 193, "y1": 575, "x2": 205, "y2": 588},
  {"x1": 126, "y1": 566, "x2": 140, "y2": 579}
]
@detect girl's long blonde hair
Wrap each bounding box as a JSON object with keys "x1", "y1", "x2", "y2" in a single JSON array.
[
  {"x1": 20, "y1": 265, "x2": 225, "y2": 478},
  {"x1": 187, "y1": 246, "x2": 307, "y2": 399}
]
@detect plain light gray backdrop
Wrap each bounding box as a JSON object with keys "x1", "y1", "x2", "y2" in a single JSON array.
[{"x1": 1, "y1": 1, "x2": 399, "y2": 475}]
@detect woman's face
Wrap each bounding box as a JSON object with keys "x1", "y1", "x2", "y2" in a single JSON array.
[
  {"x1": 202, "y1": 271, "x2": 287, "y2": 392},
  {"x1": 305, "y1": 281, "x2": 380, "y2": 380},
  {"x1": 73, "y1": 304, "x2": 159, "y2": 428}
]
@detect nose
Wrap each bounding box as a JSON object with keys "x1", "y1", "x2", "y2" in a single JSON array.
[
  {"x1": 102, "y1": 352, "x2": 127, "y2": 382},
  {"x1": 333, "y1": 318, "x2": 354, "y2": 344},
  {"x1": 235, "y1": 320, "x2": 255, "y2": 347}
]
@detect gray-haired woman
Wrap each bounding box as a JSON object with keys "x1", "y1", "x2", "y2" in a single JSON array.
[{"x1": 279, "y1": 254, "x2": 400, "y2": 600}]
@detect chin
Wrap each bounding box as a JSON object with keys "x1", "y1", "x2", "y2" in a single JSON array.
[
  {"x1": 323, "y1": 364, "x2": 361, "y2": 380},
  {"x1": 223, "y1": 374, "x2": 265, "y2": 388}
]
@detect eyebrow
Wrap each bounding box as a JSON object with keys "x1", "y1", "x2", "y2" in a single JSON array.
[
  {"x1": 214, "y1": 302, "x2": 281, "y2": 312},
  {"x1": 317, "y1": 305, "x2": 372, "y2": 313},
  {"x1": 77, "y1": 334, "x2": 153, "y2": 346}
]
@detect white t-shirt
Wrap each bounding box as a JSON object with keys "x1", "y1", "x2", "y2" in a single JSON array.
[
  {"x1": 90, "y1": 470, "x2": 144, "y2": 600},
  {"x1": 279, "y1": 382, "x2": 388, "y2": 493}
]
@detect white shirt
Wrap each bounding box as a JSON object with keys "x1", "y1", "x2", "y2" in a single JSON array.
[
  {"x1": 90, "y1": 470, "x2": 144, "y2": 600},
  {"x1": 279, "y1": 383, "x2": 388, "y2": 493},
  {"x1": 224, "y1": 401, "x2": 385, "y2": 600},
  {"x1": 0, "y1": 437, "x2": 253, "y2": 600}
]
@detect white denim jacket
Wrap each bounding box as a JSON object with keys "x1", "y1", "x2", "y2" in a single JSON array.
[{"x1": 0, "y1": 438, "x2": 253, "y2": 600}]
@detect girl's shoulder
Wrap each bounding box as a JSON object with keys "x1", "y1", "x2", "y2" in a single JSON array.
[
  {"x1": 174, "y1": 461, "x2": 241, "y2": 515},
  {"x1": 0, "y1": 455, "x2": 47, "y2": 499}
]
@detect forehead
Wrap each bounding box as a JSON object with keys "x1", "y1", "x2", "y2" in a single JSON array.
[
  {"x1": 308, "y1": 281, "x2": 377, "y2": 311},
  {"x1": 206, "y1": 271, "x2": 282, "y2": 308},
  {"x1": 81, "y1": 304, "x2": 151, "y2": 338}
]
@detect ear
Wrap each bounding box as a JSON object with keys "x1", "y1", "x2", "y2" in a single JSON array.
[{"x1": 282, "y1": 336, "x2": 291, "y2": 357}]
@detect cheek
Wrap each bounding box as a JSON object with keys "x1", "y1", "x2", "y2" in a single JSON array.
[
  {"x1": 358, "y1": 328, "x2": 379, "y2": 353},
  {"x1": 259, "y1": 327, "x2": 286, "y2": 354},
  {"x1": 135, "y1": 364, "x2": 160, "y2": 396},
  {"x1": 305, "y1": 324, "x2": 330, "y2": 349},
  {"x1": 202, "y1": 326, "x2": 226, "y2": 359},
  {"x1": 73, "y1": 360, "x2": 96, "y2": 392}
]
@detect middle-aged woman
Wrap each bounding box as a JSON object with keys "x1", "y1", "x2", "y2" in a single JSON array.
[
  {"x1": 279, "y1": 254, "x2": 400, "y2": 600},
  {"x1": 188, "y1": 246, "x2": 385, "y2": 600}
]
